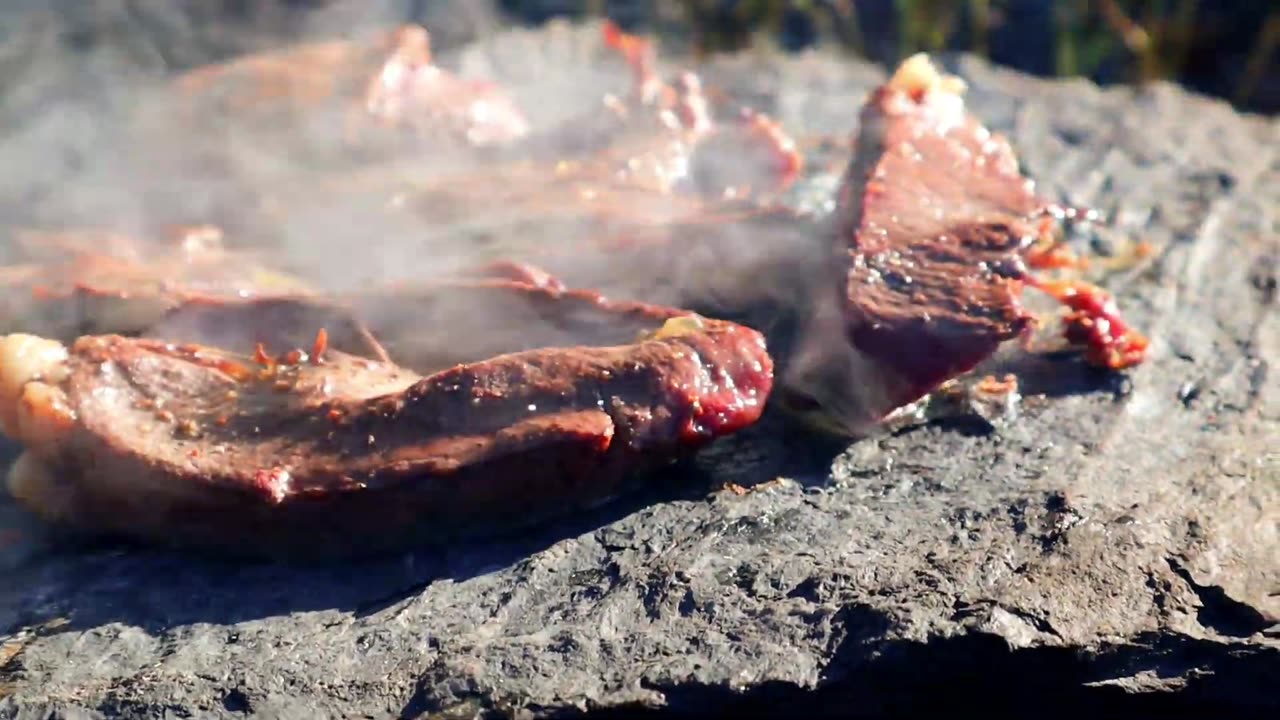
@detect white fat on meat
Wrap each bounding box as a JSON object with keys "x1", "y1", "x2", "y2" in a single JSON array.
[
  {"x1": 886, "y1": 54, "x2": 968, "y2": 134},
  {"x1": 0, "y1": 333, "x2": 74, "y2": 445},
  {"x1": 888, "y1": 53, "x2": 968, "y2": 97}
]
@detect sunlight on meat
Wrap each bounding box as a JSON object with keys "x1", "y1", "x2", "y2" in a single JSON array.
[
  {"x1": 888, "y1": 53, "x2": 969, "y2": 98},
  {"x1": 642, "y1": 314, "x2": 707, "y2": 342}
]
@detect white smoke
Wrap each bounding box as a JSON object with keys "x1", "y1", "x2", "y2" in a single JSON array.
[{"x1": 0, "y1": 2, "x2": 839, "y2": 339}]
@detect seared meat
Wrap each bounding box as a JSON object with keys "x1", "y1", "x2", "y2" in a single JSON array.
[
  {"x1": 781, "y1": 55, "x2": 1146, "y2": 435},
  {"x1": 511, "y1": 23, "x2": 801, "y2": 199},
  {"x1": 687, "y1": 107, "x2": 804, "y2": 197},
  {"x1": 0, "y1": 31, "x2": 1153, "y2": 558},
  {"x1": 0, "y1": 226, "x2": 313, "y2": 342},
  {"x1": 173, "y1": 24, "x2": 529, "y2": 151},
  {"x1": 0, "y1": 281, "x2": 772, "y2": 559},
  {"x1": 361, "y1": 26, "x2": 530, "y2": 147},
  {"x1": 831, "y1": 54, "x2": 1044, "y2": 395}
]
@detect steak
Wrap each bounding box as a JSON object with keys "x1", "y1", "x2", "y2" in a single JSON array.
[
  {"x1": 0, "y1": 33, "x2": 1151, "y2": 557},
  {"x1": 777, "y1": 55, "x2": 1147, "y2": 435},
  {"x1": 0, "y1": 280, "x2": 772, "y2": 559},
  {"x1": 0, "y1": 225, "x2": 314, "y2": 342},
  {"x1": 503, "y1": 22, "x2": 801, "y2": 201},
  {"x1": 172, "y1": 24, "x2": 529, "y2": 152}
]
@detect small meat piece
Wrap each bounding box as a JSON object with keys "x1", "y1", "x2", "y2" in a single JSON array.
[
  {"x1": 602, "y1": 23, "x2": 802, "y2": 197},
  {"x1": 602, "y1": 20, "x2": 668, "y2": 109},
  {"x1": 522, "y1": 22, "x2": 800, "y2": 198},
  {"x1": 461, "y1": 259, "x2": 568, "y2": 292},
  {"x1": 0, "y1": 283, "x2": 772, "y2": 559},
  {"x1": 601, "y1": 21, "x2": 711, "y2": 137},
  {"x1": 1031, "y1": 279, "x2": 1149, "y2": 369},
  {"x1": 782, "y1": 54, "x2": 1147, "y2": 435},
  {"x1": 362, "y1": 25, "x2": 530, "y2": 147},
  {"x1": 173, "y1": 24, "x2": 528, "y2": 150},
  {"x1": 688, "y1": 107, "x2": 805, "y2": 197},
  {"x1": 0, "y1": 226, "x2": 313, "y2": 342}
]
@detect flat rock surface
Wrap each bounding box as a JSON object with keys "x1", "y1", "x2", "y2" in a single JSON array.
[{"x1": 2, "y1": 19, "x2": 1278, "y2": 720}]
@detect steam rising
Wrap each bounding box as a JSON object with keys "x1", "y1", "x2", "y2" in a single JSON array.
[{"x1": 0, "y1": 3, "x2": 836, "y2": 350}]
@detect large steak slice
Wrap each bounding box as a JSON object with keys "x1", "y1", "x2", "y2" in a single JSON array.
[{"x1": 0, "y1": 280, "x2": 772, "y2": 559}]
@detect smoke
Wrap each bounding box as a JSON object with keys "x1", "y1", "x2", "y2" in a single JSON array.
[{"x1": 0, "y1": 1, "x2": 841, "y2": 352}]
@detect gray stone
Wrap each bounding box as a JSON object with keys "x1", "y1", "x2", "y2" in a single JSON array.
[{"x1": 1, "y1": 18, "x2": 1278, "y2": 720}]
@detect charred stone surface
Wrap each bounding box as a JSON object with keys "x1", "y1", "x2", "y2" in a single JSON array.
[{"x1": 1, "y1": 21, "x2": 1278, "y2": 720}]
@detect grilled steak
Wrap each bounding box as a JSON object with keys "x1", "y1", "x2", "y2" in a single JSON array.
[
  {"x1": 779, "y1": 55, "x2": 1147, "y2": 435},
  {"x1": 0, "y1": 280, "x2": 772, "y2": 559},
  {"x1": 0, "y1": 31, "x2": 1151, "y2": 557},
  {"x1": 582, "y1": 22, "x2": 803, "y2": 197},
  {"x1": 172, "y1": 24, "x2": 529, "y2": 152},
  {"x1": 0, "y1": 225, "x2": 314, "y2": 342}
]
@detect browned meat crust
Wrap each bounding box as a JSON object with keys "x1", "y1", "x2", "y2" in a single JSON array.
[
  {"x1": 0, "y1": 35, "x2": 1152, "y2": 557},
  {"x1": 1, "y1": 281, "x2": 772, "y2": 559},
  {"x1": 781, "y1": 56, "x2": 1147, "y2": 434},
  {"x1": 173, "y1": 24, "x2": 529, "y2": 149}
]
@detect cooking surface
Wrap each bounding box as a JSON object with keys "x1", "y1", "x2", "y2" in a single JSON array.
[{"x1": 1, "y1": 19, "x2": 1277, "y2": 718}]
